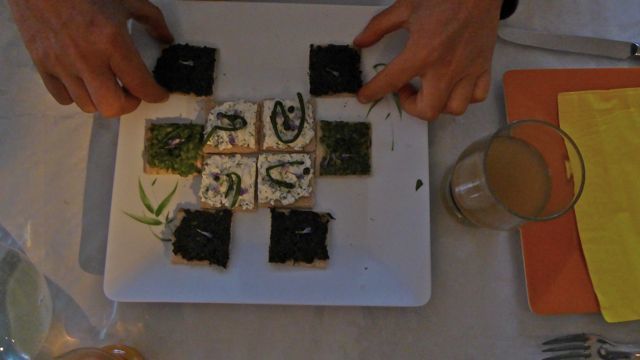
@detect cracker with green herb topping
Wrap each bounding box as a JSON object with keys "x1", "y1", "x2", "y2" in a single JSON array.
[
  {"x1": 317, "y1": 120, "x2": 371, "y2": 176},
  {"x1": 203, "y1": 100, "x2": 260, "y2": 154},
  {"x1": 171, "y1": 208, "x2": 232, "y2": 269},
  {"x1": 257, "y1": 153, "x2": 315, "y2": 209},
  {"x1": 269, "y1": 208, "x2": 331, "y2": 268},
  {"x1": 144, "y1": 123, "x2": 204, "y2": 177},
  {"x1": 199, "y1": 154, "x2": 257, "y2": 211}
]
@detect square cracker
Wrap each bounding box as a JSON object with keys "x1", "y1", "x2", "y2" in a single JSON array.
[
  {"x1": 171, "y1": 208, "x2": 232, "y2": 269},
  {"x1": 143, "y1": 122, "x2": 204, "y2": 177},
  {"x1": 203, "y1": 100, "x2": 260, "y2": 154},
  {"x1": 261, "y1": 98, "x2": 316, "y2": 153},
  {"x1": 199, "y1": 154, "x2": 258, "y2": 212},
  {"x1": 316, "y1": 120, "x2": 371, "y2": 177},
  {"x1": 257, "y1": 153, "x2": 315, "y2": 209},
  {"x1": 309, "y1": 44, "x2": 362, "y2": 97},
  {"x1": 268, "y1": 208, "x2": 332, "y2": 267}
]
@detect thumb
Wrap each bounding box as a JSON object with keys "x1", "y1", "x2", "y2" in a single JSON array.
[
  {"x1": 353, "y1": 2, "x2": 408, "y2": 48},
  {"x1": 125, "y1": 0, "x2": 174, "y2": 43}
]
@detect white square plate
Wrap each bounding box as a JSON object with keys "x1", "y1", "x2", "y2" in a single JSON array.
[{"x1": 104, "y1": 1, "x2": 430, "y2": 306}]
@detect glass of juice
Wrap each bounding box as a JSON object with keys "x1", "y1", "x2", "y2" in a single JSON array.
[{"x1": 444, "y1": 120, "x2": 585, "y2": 230}]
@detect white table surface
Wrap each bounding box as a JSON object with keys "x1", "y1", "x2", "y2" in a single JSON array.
[{"x1": 2, "y1": 0, "x2": 640, "y2": 359}]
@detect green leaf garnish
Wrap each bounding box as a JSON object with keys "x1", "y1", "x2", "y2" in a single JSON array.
[
  {"x1": 267, "y1": 161, "x2": 305, "y2": 189},
  {"x1": 123, "y1": 211, "x2": 163, "y2": 226},
  {"x1": 270, "y1": 93, "x2": 306, "y2": 144},
  {"x1": 415, "y1": 179, "x2": 424, "y2": 191},
  {"x1": 385, "y1": 112, "x2": 395, "y2": 152},
  {"x1": 151, "y1": 230, "x2": 172, "y2": 242},
  {"x1": 392, "y1": 92, "x2": 403, "y2": 119},
  {"x1": 365, "y1": 99, "x2": 382, "y2": 119},
  {"x1": 138, "y1": 179, "x2": 155, "y2": 214},
  {"x1": 155, "y1": 181, "x2": 178, "y2": 217},
  {"x1": 365, "y1": 63, "x2": 402, "y2": 120}
]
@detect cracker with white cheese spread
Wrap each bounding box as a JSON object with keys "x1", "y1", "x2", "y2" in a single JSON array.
[
  {"x1": 257, "y1": 153, "x2": 314, "y2": 209},
  {"x1": 200, "y1": 155, "x2": 257, "y2": 211},
  {"x1": 203, "y1": 100, "x2": 260, "y2": 154},
  {"x1": 261, "y1": 94, "x2": 316, "y2": 152}
]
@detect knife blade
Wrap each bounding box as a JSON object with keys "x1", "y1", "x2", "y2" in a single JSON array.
[{"x1": 498, "y1": 26, "x2": 640, "y2": 60}]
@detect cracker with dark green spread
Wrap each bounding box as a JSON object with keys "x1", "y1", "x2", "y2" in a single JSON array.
[
  {"x1": 309, "y1": 44, "x2": 362, "y2": 97},
  {"x1": 172, "y1": 209, "x2": 232, "y2": 269},
  {"x1": 153, "y1": 43, "x2": 217, "y2": 96},
  {"x1": 318, "y1": 120, "x2": 371, "y2": 176},
  {"x1": 144, "y1": 123, "x2": 204, "y2": 177},
  {"x1": 269, "y1": 208, "x2": 331, "y2": 267}
]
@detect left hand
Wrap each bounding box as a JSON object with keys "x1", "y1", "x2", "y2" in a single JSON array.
[{"x1": 354, "y1": 0, "x2": 503, "y2": 121}]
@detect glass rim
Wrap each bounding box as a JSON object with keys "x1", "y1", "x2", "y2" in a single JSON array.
[{"x1": 481, "y1": 119, "x2": 586, "y2": 222}]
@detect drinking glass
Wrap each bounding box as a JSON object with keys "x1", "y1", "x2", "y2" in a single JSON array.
[
  {"x1": 444, "y1": 120, "x2": 585, "y2": 230},
  {"x1": 0, "y1": 238, "x2": 53, "y2": 359}
]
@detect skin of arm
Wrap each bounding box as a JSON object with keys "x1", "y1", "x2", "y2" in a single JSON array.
[
  {"x1": 354, "y1": 0, "x2": 503, "y2": 121},
  {"x1": 7, "y1": 0, "x2": 174, "y2": 118}
]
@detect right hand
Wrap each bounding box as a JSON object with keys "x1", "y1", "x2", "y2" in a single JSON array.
[{"x1": 8, "y1": 0, "x2": 174, "y2": 118}]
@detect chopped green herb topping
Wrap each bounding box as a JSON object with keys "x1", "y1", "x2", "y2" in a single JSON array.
[
  {"x1": 319, "y1": 121, "x2": 371, "y2": 176},
  {"x1": 147, "y1": 123, "x2": 204, "y2": 177}
]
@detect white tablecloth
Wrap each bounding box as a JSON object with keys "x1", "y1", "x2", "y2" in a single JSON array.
[{"x1": 2, "y1": 0, "x2": 640, "y2": 358}]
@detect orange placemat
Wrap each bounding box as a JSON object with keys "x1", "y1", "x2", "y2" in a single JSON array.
[{"x1": 503, "y1": 68, "x2": 640, "y2": 314}]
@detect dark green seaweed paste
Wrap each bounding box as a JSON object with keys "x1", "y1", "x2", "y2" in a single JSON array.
[
  {"x1": 147, "y1": 123, "x2": 204, "y2": 177},
  {"x1": 172, "y1": 209, "x2": 232, "y2": 268},
  {"x1": 319, "y1": 120, "x2": 371, "y2": 176},
  {"x1": 309, "y1": 44, "x2": 362, "y2": 96},
  {"x1": 269, "y1": 209, "x2": 331, "y2": 264},
  {"x1": 153, "y1": 43, "x2": 217, "y2": 97}
]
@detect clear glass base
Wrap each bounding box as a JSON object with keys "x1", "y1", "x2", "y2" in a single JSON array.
[{"x1": 441, "y1": 168, "x2": 475, "y2": 227}]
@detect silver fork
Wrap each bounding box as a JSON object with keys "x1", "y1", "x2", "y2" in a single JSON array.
[{"x1": 542, "y1": 333, "x2": 640, "y2": 359}]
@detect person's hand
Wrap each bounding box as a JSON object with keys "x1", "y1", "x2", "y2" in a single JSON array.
[
  {"x1": 8, "y1": 0, "x2": 173, "y2": 118},
  {"x1": 354, "y1": 0, "x2": 503, "y2": 121}
]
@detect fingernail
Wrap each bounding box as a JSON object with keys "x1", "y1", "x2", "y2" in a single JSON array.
[{"x1": 357, "y1": 93, "x2": 368, "y2": 104}]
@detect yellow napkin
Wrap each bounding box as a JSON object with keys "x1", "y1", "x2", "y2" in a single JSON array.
[{"x1": 558, "y1": 87, "x2": 640, "y2": 323}]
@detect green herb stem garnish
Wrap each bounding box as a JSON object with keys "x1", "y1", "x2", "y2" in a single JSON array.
[
  {"x1": 266, "y1": 161, "x2": 305, "y2": 189},
  {"x1": 224, "y1": 172, "x2": 242, "y2": 208},
  {"x1": 365, "y1": 64, "x2": 402, "y2": 120},
  {"x1": 217, "y1": 114, "x2": 247, "y2": 131},
  {"x1": 270, "y1": 93, "x2": 306, "y2": 144}
]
